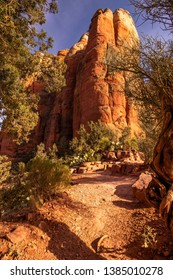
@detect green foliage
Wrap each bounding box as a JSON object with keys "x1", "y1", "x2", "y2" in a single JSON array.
[
  {"x1": 26, "y1": 155, "x2": 71, "y2": 208},
  {"x1": 0, "y1": 180, "x2": 31, "y2": 214},
  {"x1": 48, "y1": 143, "x2": 58, "y2": 159},
  {"x1": 138, "y1": 138, "x2": 155, "y2": 164},
  {"x1": 130, "y1": 0, "x2": 173, "y2": 32},
  {"x1": 26, "y1": 143, "x2": 71, "y2": 206},
  {"x1": 119, "y1": 126, "x2": 139, "y2": 150},
  {"x1": 0, "y1": 155, "x2": 11, "y2": 184},
  {"x1": 35, "y1": 53, "x2": 67, "y2": 93},
  {"x1": 0, "y1": 65, "x2": 39, "y2": 143},
  {"x1": 33, "y1": 142, "x2": 46, "y2": 158},
  {"x1": 141, "y1": 226, "x2": 157, "y2": 249},
  {"x1": 107, "y1": 34, "x2": 173, "y2": 164},
  {"x1": 0, "y1": 143, "x2": 71, "y2": 213},
  {"x1": 137, "y1": 103, "x2": 162, "y2": 163},
  {"x1": 0, "y1": 0, "x2": 58, "y2": 142},
  {"x1": 119, "y1": 127, "x2": 131, "y2": 148},
  {"x1": 69, "y1": 121, "x2": 117, "y2": 165},
  {"x1": 0, "y1": 0, "x2": 58, "y2": 52}
]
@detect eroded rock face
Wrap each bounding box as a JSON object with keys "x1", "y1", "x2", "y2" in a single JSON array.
[
  {"x1": 0, "y1": 8, "x2": 142, "y2": 158},
  {"x1": 73, "y1": 8, "x2": 140, "y2": 136}
]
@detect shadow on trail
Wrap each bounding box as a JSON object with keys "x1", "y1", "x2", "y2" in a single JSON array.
[
  {"x1": 113, "y1": 183, "x2": 149, "y2": 210},
  {"x1": 1, "y1": 191, "x2": 106, "y2": 260},
  {"x1": 72, "y1": 172, "x2": 137, "y2": 186},
  {"x1": 113, "y1": 200, "x2": 146, "y2": 210},
  {"x1": 33, "y1": 216, "x2": 105, "y2": 260},
  {"x1": 114, "y1": 184, "x2": 135, "y2": 200},
  {"x1": 28, "y1": 194, "x2": 106, "y2": 260}
]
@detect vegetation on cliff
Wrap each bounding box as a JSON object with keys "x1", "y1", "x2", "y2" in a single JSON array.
[
  {"x1": 0, "y1": 0, "x2": 59, "y2": 143},
  {"x1": 0, "y1": 155, "x2": 11, "y2": 185},
  {"x1": 35, "y1": 53, "x2": 67, "y2": 94}
]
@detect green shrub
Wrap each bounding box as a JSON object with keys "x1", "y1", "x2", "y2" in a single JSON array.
[
  {"x1": 0, "y1": 155, "x2": 11, "y2": 184},
  {"x1": 26, "y1": 155, "x2": 71, "y2": 204},
  {"x1": 0, "y1": 180, "x2": 30, "y2": 214},
  {"x1": 68, "y1": 121, "x2": 117, "y2": 164},
  {"x1": 119, "y1": 126, "x2": 139, "y2": 150},
  {"x1": 138, "y1": 138, "x2": 155, "y2": 164},
  {"x1": 0, "y1": 144, "x2": 71, "y2": 213}
]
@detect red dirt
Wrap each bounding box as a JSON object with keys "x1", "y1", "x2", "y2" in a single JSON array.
[{"x1": 0, "y1": 172, "x2": 173, "y2": 260}]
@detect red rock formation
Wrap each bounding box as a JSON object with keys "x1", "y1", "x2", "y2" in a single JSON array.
[
  {"x1": 0, "y1": 8, "x2": 142, "y2": 158},
  {"x1": 73, "y1": 8, "x2": 141, "y2": 137}
]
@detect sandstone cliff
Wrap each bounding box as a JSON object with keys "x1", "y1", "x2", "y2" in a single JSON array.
[{"x1": 0, "y1": 8, "x2": 142, "y2": 159}]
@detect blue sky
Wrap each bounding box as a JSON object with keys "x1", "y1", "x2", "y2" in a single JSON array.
[{"x1": 43, "y1": 0, "x2": 171, "y2": 54}]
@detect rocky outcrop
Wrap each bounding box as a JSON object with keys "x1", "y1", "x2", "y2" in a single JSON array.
[
  {"x1": 0, "y1": 8, "x2": 142, "y2": 158},
  {"x1": 73, "y1": 8, "x2": 140, "y2": 136}
]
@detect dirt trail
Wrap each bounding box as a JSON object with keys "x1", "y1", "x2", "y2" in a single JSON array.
[{"x1": 0, "y1": 172, "x2": 173, "y2": 260}]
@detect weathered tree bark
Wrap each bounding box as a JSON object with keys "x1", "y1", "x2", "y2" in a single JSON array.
[{"x1": 146, "y1": 96, "x2": 173, "y2": 235}]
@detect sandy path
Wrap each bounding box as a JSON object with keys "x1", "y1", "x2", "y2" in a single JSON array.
[
  {"x1": 45, "y1": 172, "x2": 172, "y2": 260},
  {"x1": 1, "y1": 172, "x2": 172, "y2": 260}
]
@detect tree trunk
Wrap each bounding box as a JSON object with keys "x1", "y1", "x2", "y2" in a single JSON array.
[{"x1": 146, "y1": 96, "x2": 173, "y2": 235}]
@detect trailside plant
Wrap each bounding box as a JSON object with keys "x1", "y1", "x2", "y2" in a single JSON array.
[
  {"x1": 0, "y1": 143, "x2": 71, "y2": 214},
  {"x1": 0, "y1": 155, "x2": 11, "y2": 185},
  {"x1": 68, "y1": 121, "x2": 117, "y2": 165}
]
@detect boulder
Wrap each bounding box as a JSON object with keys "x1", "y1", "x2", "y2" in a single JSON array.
[{"x1": 132, "y1": 173, "x2": 153, "y2": 204}]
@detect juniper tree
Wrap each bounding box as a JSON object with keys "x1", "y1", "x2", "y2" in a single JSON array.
[
  {"x1": 108, "y1": 0, "x2": 173, "y2": 230},
  {"x1": 130, "y1": 0, "x2": 173, "y2": 32},
  {"x1": 0, "y1": 0, "x2": 59, "y2": 143}
]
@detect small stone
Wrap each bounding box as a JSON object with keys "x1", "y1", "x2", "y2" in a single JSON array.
[
  {"x1": 38, "y1": 221, "x2": 48, "y2": 231},
  {"x1": 163, "y1": 251, "x2": 170, "y2": 257},
  {"x1": 6, "y1": 226, "x2": 31, "y2": 244},
  {"x1": 25, "y1": 246, "x2": 37, "y2": 255},
  {"x1": 78, "y1": 167, "x2": 87, "y2": 174},
  {"x1": 27, "y1": 213, "x2": 37, "y2": 221},
  {"x1": 0, "y1": 239, "x2": 9, "y2": 255}
]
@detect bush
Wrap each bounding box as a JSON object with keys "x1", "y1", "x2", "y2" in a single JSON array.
[
  {"x1": 138, "y1": 138, "x2": 155, "y2": 164},
  {"x1": 26, "y1": 155, "x2": 71, "y2": 206},
  {"x1": 0, "y1": 144, "x2": 71, "y2": 213},
  {"x1": 119, "y1": 126, "x2": 139, "y2": 150},
  {"x1": 0, "y1": 180, "x2": 30, "y2": 214},
  {"x1": 0, "y1": 155, "x2": 11, "y2": 184},
  {"x1": 68, "y1": 121, "x2": 117, "y2": 165}
]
